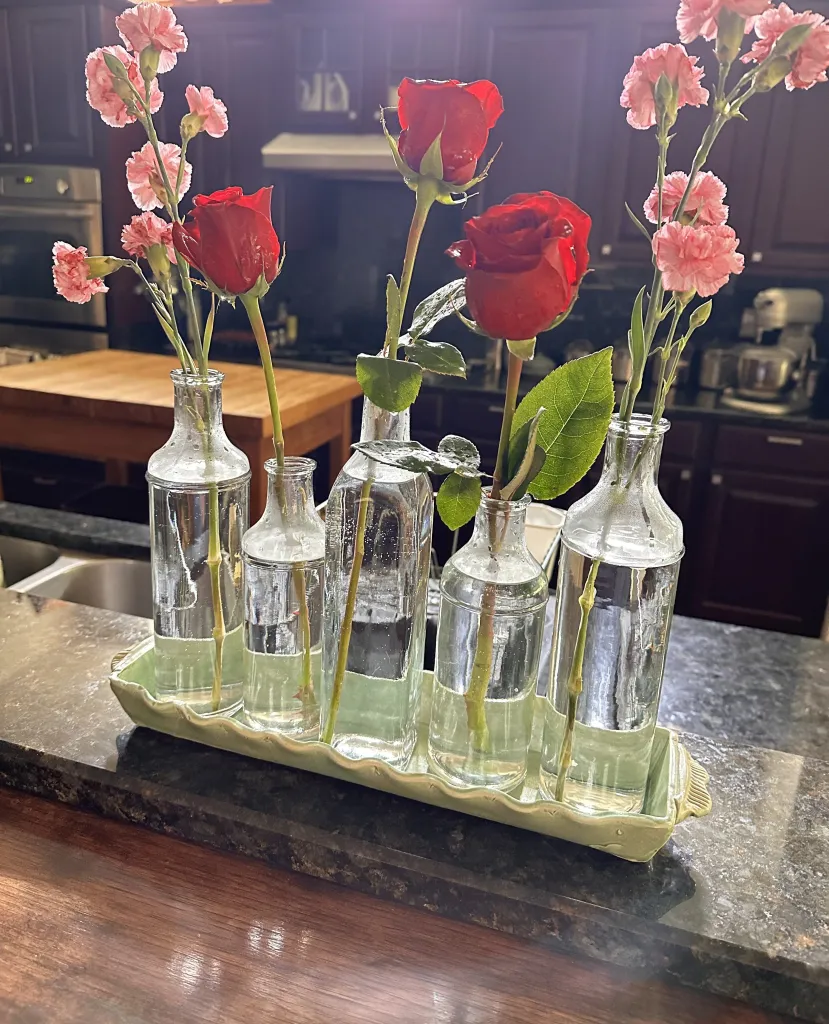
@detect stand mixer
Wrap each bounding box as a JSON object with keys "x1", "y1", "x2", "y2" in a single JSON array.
[{"x1": 721, "y1": 288, "x2": 823, "y2": 415}]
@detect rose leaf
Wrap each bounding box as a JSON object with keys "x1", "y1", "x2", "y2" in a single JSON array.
[
  {"x1": 403, "y1": 340, "x2": 466, "y2": 377},
  {"x1": 407, "y1": 279, "x2": 466, "y2": 340},
  {"x1": 356, "y1": 354, "x2": 422, "y2": 413},
  {"x1": 354, "y1": 435, "x2": 480, "y2": 477},
  {"x1": 437, "y1": 434, "x2": 480, "y2": 470},
  {"x1": 436, "y1": 472, "x2": 482, "y2": 531},
  {"x1": 511, "y1": 348, "x2": 614, "y2": 500},
  {"x1": 502, "y1": 408, "x2": 545, "y2": 501}
]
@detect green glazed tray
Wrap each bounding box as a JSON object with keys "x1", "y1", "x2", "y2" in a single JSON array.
[{"x1": 109, "y1": 636, "x2": 712, "y2": 863}]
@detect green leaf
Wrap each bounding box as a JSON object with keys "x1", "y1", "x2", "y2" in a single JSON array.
[
  {"x1": 408, "y1": 279, "x2": 465, "y2": 339},
  {"x1": 506, "y1": 338, "x2": 536, "y2": 361},
  {"x1": 403, "y1": 340, "x2": 466, "y2": 377},
  {"x1": 503, "y1": 408, "x2": 545, "y2": 500},
  {"x1": 437, "y1": 472, "x2": 482, "y2": 531},
  {"x1": 356, "y1": 354, "x2": 422, "y2": 413},
  {"x1": 511, "y1": 348, "x2": 614, "y2": 500},
  {"x1": 628, "y1": 285, "x2": 647, "y2": 373},
  {"x1": 419, "y1": 131, "x2": 444, "y2": 181},
  {"x1": 438, "y1": 434, "x2": 480, "y2": 471},
  {"x1": 354, "y1": 434, "x2": 480, "y2": 477},
  {"x1": 625, "y1": 201, "x2": 653, "y2": 239},
  {"x1": 505, "y1": 446, "x2": 545, "y2": 502},
  {"x1": 380, "y1": 107, "x2": 417, "y2": 185},
  {"x1": 689, "y1": 299, "x2": 713, "y2": 330},
  {"x1": 384, "y1": 275, "x2": 401, "y2": 352}
]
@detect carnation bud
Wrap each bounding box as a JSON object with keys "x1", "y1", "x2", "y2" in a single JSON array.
[
  {"x1": 715, "y1": 8, "x2": 745, "y2": 66},
  {"x1": 139, "y1": 45, "x2": 160, "y2": 83},
  {"x1": 146, "y1": 244, "x2": 171, "y2": 281},
  {"x1": 180, "y1": 112, "x2": 204, "y2": 143},
  {"x1": 770, "y1": 22, "x2": 814, "y2": 58},
  {"x1": 102, "y1": 51, "x2": 130, "y2": 81},
  {"x1": 755, "y1": 55, "x2": 793, "y2": 92},
  {"x1": 653, "y1": 73, "x2": 678, "y2": 129},
  {"x1": 85, "y1": 256, "x2": 128, "y2": 279},
  {"x1": 689, "y1": 298, "x2": 713, "y2": 329}
]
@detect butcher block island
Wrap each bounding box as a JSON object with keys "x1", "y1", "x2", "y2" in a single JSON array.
[{"x1": 0, "y1": 351, "x2": 361, "y2": 516}]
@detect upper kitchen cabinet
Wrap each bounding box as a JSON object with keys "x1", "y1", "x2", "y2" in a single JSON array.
[
  {"x1": 0, "y1": 11, "x2": 14, "y2": 158},
  {"x1": 6, "y1": 5, "x2": 94, "y2": 162},
  {"x1": 475, "y1": 9, "x2": 612, "y2": 222}
]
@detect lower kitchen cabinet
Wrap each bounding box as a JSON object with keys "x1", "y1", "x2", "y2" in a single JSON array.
[{"x1": 691, "y1": 469, "x2": 829, "y2": 636}]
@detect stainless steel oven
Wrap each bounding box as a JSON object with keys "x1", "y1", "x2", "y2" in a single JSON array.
[{"x1": 0, "y1": 164, "x2": 107, "y2": 353}]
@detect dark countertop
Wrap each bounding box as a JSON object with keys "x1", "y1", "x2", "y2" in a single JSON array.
[
  {"x1": 0, "y1": 502, "x2": 151, "y2": 560},
  {"x1": 0, "y1": 587, "x2": 827, "y2": 1021}
]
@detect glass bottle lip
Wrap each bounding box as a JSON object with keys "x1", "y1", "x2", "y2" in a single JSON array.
[
  {"x1": 481, "y1": 489, "x2": 532, "y2": 513},
  {"x1": 170, "y1": 367, "x2": 224, "y2": 389},
  {"x1": 608, "y1": 412, "x2": 670, "y2": 438},
  {"x1": 264, "y1": 455, "x2": 316, "y2": 477}
]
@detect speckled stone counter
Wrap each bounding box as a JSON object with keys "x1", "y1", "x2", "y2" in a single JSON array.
[{"x1": 0, "y1": 588, "x2": 826, "y2": 1022}]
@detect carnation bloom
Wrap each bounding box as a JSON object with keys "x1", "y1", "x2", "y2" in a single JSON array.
[
  {"x1": 677, "y1": 0, "x2": 771, "y2": 44},
  {"x1": 644, "y1": 171, "x2": 729, "y2": 225},
  {"x1": 116, "y1": 3, "x2": 188, "y2": 74},
  {"x1": 185, "y1": 85, "x2": 229, "y2": 138},
  {"x1": 742, "y1": 3, "x2": 829, "y2": 89},
  {"x1": 126, "y1": 141, "x2": 192, "y2": 212},
  {"x1": 121, "y1": 212, "x2": 175, "y2": 262},
  {"x1": 620, "y1": 43, "x2": 709, "y2": 130},
  {"x1": 52, "y1": 242, "x2": 107, "y2": 304},
  {"x1": 85, "y1": 45, "x2": 162, "y2": 128},
  {"x1": 653, "y1": 222, "x2": 744, "y2": 297}
]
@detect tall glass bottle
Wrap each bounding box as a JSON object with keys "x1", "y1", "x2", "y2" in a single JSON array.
[
  {"x1": 429, "y1": 492, "x2": 548, "y2": 791},
  {"x1": 243, "y1": 456, "x2": 324, "y2": 737},
  {"x1": 147, "y1": 369, "x2": 250, "y2": 715},
  {"x1": 540, "y1": 414, "x2": 684, "y2": 813},
  {"x1": 321, "y1": 397, "x2": 433, "y2": 768}
]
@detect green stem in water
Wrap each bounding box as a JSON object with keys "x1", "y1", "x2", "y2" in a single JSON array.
[
  {"x1": 206, "y1": 477, "x2": 226, "y2": 712},
  {"x1": 555, "y1": 557, "x2": 600, "y2": 802},
  {"x1": 322, "y1": 477, "x2": 372, "y2": 744},
  {"x1": 387, "y1": 179, "x2": 439, "y2": 360}
]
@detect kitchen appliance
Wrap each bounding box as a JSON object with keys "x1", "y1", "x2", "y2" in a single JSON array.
[
  {"x1": 699, "y1": 346, "x2": 738, "y2": 390},
  {"x1": 721, "y1": 288, "x2": 823, "y2": 415},
  {"x1": 0, "y1": 165, "x2": 107, "y2": 354}
]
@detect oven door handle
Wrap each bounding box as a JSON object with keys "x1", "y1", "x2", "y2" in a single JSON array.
[{"x1": 0, "y1": 202, "x2": 102, "y2": 219}]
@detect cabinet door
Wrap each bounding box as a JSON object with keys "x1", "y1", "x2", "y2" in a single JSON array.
[
  {"x1": 692, "y1": 469, "x2": 829, "y2": 636},
  {"x1": 0, "y1": 10, "x2": 15, "y2": 157},
  {"x1": 476, "y1": 10, "x2": 611, "y2": 225},
  {"x1": 9, "y1": 5, "x2": 93, "y2": 162}
]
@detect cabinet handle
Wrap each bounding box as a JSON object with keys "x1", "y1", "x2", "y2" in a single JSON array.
[
  {"x1": 711, "y1": 473, "x2": 723, "y2": 485},
  {"x1": 600, "y1": 244, "x2": 613, "y2": 256},
  {"x1": 487, "y1": 404, "x2": 504, "y2": 414},
  {"x1": 2, "y1": 142, "x2": 12, "y2": 153},
  {"x1": 767, "y1": 434, "x2": 803, "y2": 446},
  {"x1": 750, "y1": 251, "x2": 763, "y2": 263},
  {"x1": 22, "y1": 142, "x2": 32, "y2": 153},
  {"x1": 680, "y1": 468, "x2": 692, "y2": 481}
]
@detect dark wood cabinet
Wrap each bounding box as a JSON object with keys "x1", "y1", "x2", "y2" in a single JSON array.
[
  {"x1": 7, "y1": 5, "x2": 93, "y2": 162},
  {"x1": 0, "y1": 10, "x2": 14, "y2": 158}
]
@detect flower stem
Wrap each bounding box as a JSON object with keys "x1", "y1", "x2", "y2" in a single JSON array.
[
  {"x1": 206, "y1": 477, "x2": 226, "y2": 712},
  {"x1": 491, "y1": 350, "x2": 523, "y2": 497},
  {"x1": 241, "y1": 293, "x2": 285, "y2": 467},
  {"x1": 554, "y1": 557, "x2": 600, "y2": 802},
  {"x1": 322, "y1": 477, "x2": 372, "y2": 744},
  {"x1": 388, "y1": 179, "x2": 439, "y2": 359}
]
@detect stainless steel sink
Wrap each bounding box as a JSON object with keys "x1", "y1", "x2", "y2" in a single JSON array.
[
  {"x1": 10, "y1": 554, "x2": 152, "y2": 618},
  {"x1": 0, "y1": 536, "x2": 61, "y2": 586}
]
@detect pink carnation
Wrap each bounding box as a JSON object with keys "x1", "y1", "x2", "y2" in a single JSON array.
[
  {"x1": 126, "y1": 141, "x2": 192, "y2": 212},
  {"x1": 677, "y1": 0, "x2": 771, "y2": 44},
  {"x1": 185, "y1": 85, "x2": 229, "y2": 138},
  {"x1": 52, "y1": 242, "x2": 107, "y2": 304},
  {"x1": 116, "y1": 3, "x2": 188, "y2": 74},
  {"x1": 742, "y1": 3, "x2": 829, "y2": 90},
  {"x1": 653, "y1": 222, "x2": 744, "y2": 297},
  {"x1": 620, "y1": 43, "x2": 709, "y2": 130},
  {"x1": 644, "y1": 171, "x2": 729, "y2": 225},
  {"x1": 85, "y1": 45, "x2": 162, "y2": 128},
  {"x1": 121, "y1": 212, "x2": 175, "y2": 262}
]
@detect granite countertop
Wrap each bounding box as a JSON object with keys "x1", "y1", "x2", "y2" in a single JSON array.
[{"x1": 0, "y1": 586, "x2": 827, "y2": 1021}]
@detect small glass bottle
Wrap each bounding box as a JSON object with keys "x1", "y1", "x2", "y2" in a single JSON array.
[
  {"x1": 540, "y1": 414, "x2": 684, "y2": 814},
  {"x1": 243, "y1": 456, "x2": 324, "y2": 737},
  {"x1": 147, "y1": 369, "x2": 250, "y2": 715},
  {"x1": 321, "y1": 397, "x2": 433, "y2": 768},
  {"x1": 429, "y1": 492, "x2": 548, "y2": 791}
]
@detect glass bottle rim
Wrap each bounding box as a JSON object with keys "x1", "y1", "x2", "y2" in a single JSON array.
[
  {"x1": 264, "y1": 455, "x2": 316, "y2": 477},
  {"x1": 170, "y1": 367, "x2": 224, "y2": 388},
  {"x1": 481, "y1": 489, "x2": 532, "y2": 513},
  {"x1": 608, "y1": 412, "x2": 670, "y2": 438}
]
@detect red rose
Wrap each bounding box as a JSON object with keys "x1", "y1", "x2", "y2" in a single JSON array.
[
  {"x1": 447, "y1": 192, "x2": 591, "y2": 340},
  {"x1": 397, "y1": 78, "x2": 503, "y2": 185},
  {"x1": 173, "y1": 186, "x2": 280, "y2": 297}
]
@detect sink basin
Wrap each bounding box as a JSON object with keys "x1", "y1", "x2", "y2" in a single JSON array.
[
  {"x1": 13, "y1": 556, "x2": 152, "y2": 618},
  {"x1": 0, "y1": 536, "x2": 61, "y2": 586}
]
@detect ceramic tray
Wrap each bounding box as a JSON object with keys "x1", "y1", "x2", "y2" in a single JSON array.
[{"x1": 110, "y1": 637, "x2": 712, "y2": 863}]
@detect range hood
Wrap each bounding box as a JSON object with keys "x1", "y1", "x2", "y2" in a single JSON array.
[{"x1": 261, "y1": 133, "x2": 396, "y2": 176}]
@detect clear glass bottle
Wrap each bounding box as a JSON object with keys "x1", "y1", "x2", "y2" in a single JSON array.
[
  {"x1": 147, "y1": 369, "x2": 250, "y2": 716},
  {"x1": 429, "y1": 492, "x2": 548, "y2": 791},
  {"x1": 540, "y1": 414, "x2": 684, "y2": 814},
  {"x1": 243, "y1": 456, "x2": 324, "y2": 737},
  {"x1": 321, "y1": 397, "x2": 433, "y2": 768}
]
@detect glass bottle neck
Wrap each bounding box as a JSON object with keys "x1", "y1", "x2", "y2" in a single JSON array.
[
  {"x1": 469, "y1": 493, "x2": 532, "y2": 557},
  {"x1": 359, "y1": 396, "x2": 410, "y2": 443},
  {"x1": 601, "y1": 414, "x2": 667, "y2": 489},
  {"x1": 264, "y1": 457, "x2": 317, "y2": 519},
  {"x1": 171, "y1": 370, "x2": 223, "y2": 436}
]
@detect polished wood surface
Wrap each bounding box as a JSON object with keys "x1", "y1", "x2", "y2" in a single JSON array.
[
  {"x1": 0, "y1": 788, "x2": 794, "y2": 1024},
  {"x1": 0, "y1": 351, "x2": 361, "y2": 514}
]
